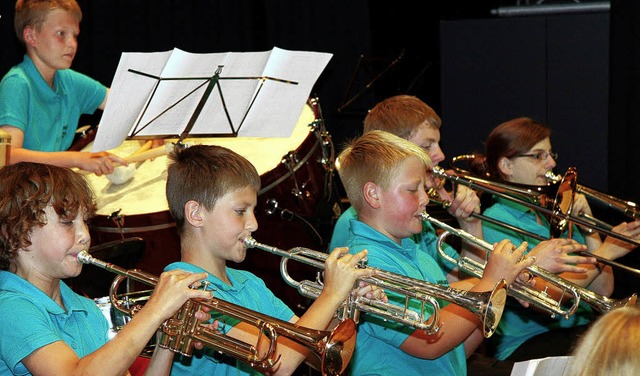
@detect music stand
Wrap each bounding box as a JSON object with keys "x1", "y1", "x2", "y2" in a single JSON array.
[
  {"x1": 93, "y1": 47, "x2": 333, "y2": 152},
  {"x1": 127, "y1": 65, "x2": 298, "y2": 143}
]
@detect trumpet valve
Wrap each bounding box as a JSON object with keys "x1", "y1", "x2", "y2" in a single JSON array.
[{"x1": 159, "y1": 300, "x2": 200, "y2": 357}]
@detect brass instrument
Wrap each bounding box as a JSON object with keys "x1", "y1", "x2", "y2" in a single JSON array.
[
  {"x1": 545, "y1": 170, "x2": 640, "y2": 221},
  {"x1": 77, "y1": 250, "x2": 356, "y2": 376},
  {"x1": 433, "y1": 163, "x2": 640, "y2": 278},
  {"x1": 243, "y1": 237, "x2": 508, "y2": 338},
  {"x1": 422, "y1": 212, "x2": 638, "y2": 316},
  {"x1": 545, "y1": 170, "x2": 640, "y2": 233},
  {"x1": 441, "y1": 156, "x2": 640, "y2": 248}
]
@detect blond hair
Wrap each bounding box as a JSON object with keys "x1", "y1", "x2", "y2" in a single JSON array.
[
  {"x1": 567, "y1": 306, "x2": 640, "y2": 376},
  {"x1": 336, "y1": 130, "x2": 432, "y2": 214},
  {"x1": 14, "y1": 0, "x2": 82, "y2": 44}
]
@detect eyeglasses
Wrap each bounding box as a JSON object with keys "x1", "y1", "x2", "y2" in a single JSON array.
[{"x1": 513, "y1": 151, "x2": 558, "y2": 161}]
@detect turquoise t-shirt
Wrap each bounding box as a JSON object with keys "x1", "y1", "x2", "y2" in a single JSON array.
[
  {"x1": 0, "y1": 271, "x2": 110, "y2": 375},
  {"x1": 164, "y1": 262, "x2": 295, "y2": 376},
  {"x1": 329, "y1": 206, "x2": 460, "y2": 272},
  {"x1": 482, "y1": 196, "x2": 595, "y2": 360},
  {"x1": 345, "y1": 219, "x2": 467, "y2": 376},
  {"x1": 0, "y1": 55, "x2": 107, "y2": 151}
]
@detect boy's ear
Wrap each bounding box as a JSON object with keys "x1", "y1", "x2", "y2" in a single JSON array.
[
  {"x1": 363, "y1": 181, "x2": 381, "y2": 208},
  {"x1": 23, "y1": 27, "x2": 35, "y2": 45},
  {"x1": 184, "y1": 200, "x2": 203, "y2": 226}
]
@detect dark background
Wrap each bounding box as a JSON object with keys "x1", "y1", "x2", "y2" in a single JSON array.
[{"x1": 2, "y1": 1, "x2": 639, "y2": 298}]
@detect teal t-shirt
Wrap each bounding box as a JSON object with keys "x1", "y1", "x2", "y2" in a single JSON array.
[
  {"x1": 164, "y1": 262, "x2": 295, "y2": 376},
  {"x1": 0, "y1": 55, "x2": 107, "y2": 151},
  {"x1": 0, "y1": 271, "x2": 110, "y2": 375},
  {"x1": 482, "y1": 196, "x2": 595, "y2": 360},
  {"x1": 345, "y1": 219, "x2": 467, "y2": 376},
  {"x1": 329, "y1": 206, "x2": 460, "y2": 272}
]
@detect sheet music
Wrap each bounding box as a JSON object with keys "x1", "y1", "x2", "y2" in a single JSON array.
[
  {"x1": 96, "y1": 50, "x2": 173, "y2": 150},
  {"x1": 93, "y1": 47, "x2": 332, "y2": 152},
  {"x1": 511, "y1": 356, "x2": 574, "y2": 376}
]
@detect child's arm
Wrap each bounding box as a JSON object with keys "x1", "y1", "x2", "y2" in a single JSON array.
[
  {"x1": 98, "y1": 88, "x2": 110, "y2": 110},
  {"x1": 21, "y1": 270, "x2": 212, "y2": 376},
  {"x1": 1, "y1": 125, "x2": 128, "y2": 175},
  {"x1": 400, "y1": 240, "x2": 534, "y2": 359},
  {"x1": 224, "y1": 247, "x2": 375, "y2": 375}
]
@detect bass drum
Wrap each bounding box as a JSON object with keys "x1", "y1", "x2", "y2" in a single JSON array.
[{"x1": 80, "y1": 100, "x2": 341, "y2": 314}]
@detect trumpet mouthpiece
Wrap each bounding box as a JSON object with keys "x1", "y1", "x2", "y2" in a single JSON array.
[
  {"x1": 243, "y1": 237, "x2": 256, "y2": 248},
  {"x1": 77, "y1": 250, "x2": 92, "y2": 264},
  {"x1": 545, "y1": 170, "x2": 561, "y2": 182}
]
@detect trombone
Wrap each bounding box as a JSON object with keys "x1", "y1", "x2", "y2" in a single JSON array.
[
  {"x1": 243, "y1": 237, "x2": 508, "y2": 338},
  {"x1": 441, "y1": 156, "x2": 640, "y2": 248},
  {"x1": 432, "y1": 163, "x2": 640, "y2": 278},
  {"x1": 77, "y1": 249, "x2": 356, "y2": 376},
  {"x1": 421, "y1": 212, "x2": 638, "y2": 316},
  {"x1": 545, "y1": 170, "x2": 640, "y2": 224}
]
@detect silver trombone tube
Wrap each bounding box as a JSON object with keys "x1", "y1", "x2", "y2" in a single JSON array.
[
  {"x1": 77, "y1": 249, "x2": 356, "y2": 376},
  {"x1": 422, "y1": 212, "x2": 638, "y2": 316},
  {"x1": 243, "y1": 237, "x2": 508, "y2": 338}
]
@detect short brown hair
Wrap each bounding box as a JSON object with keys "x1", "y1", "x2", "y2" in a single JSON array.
[
  {"x1": 337, "y1": 130, "x2": 432, "y2": 214},
  {"x1": 14, "y1": 0, "x2": 82, "y2": 43},
  {"x1": 166, "y1": 145, "x2": 261, "y2": 234},
  {"x1": 0, "y1": 162, "x2": 97, "y2": 270},
  {"x1": 363, "y1": 95, "x2": 442, "y2": 140}
]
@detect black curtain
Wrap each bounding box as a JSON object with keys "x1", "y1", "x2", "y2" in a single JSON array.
[
  {"x1": 609, "y1": 0, "x2": 640, "y2": 299},
  {"x1": 1, "y1": 0, "x2": 375, "y2": 148},
  {"x1": 610, "y1": 0, "x2": 640, "y2": 203}
]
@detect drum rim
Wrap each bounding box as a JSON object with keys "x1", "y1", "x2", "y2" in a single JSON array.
[{"x1": 258, "y1": 135, "x2": 320, "y2": 196}]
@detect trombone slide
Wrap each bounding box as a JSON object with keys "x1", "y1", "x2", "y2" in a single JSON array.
[{"x1": 422, "y1": 212, "x2": 637, "y2": 317}]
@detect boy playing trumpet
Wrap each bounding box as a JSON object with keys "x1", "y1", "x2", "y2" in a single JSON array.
[
  {"x1": 336, "y1": 130, "x2": 535, "y2": 375},
  {"x1": 163, "y1": 144, "x2": 385, "y2": 375},
  {"x1": 0, "y1": 162, "x2": 211, "y2": 375}
]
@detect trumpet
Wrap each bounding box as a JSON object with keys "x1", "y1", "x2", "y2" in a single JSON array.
[
  {"x1": 77, "y1": 249, "x2": 356, "y2": 376},
  {"x1": 421, "y1": 212, "x2": 638, "y2": 317},
  {"x1": 243, "y1": 237, "x2": 508, "y2": 338}
]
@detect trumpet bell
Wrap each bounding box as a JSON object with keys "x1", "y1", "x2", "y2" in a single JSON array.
[
  {"x1": 322, "y1": 319, "x2": 357, "y2": 376},
  {"x1": 480, "y1": 279, "x2": 508, "y2": 337}
]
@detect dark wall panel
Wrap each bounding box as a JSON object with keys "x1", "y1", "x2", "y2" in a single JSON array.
[
  {"x1": 546, "y1": 14, "x2": 609, "y2": 191},
  {"x1": 440, "y1": 13, "x2": 609, "y2": 191},
  {"x1": 440, "y1": 17, "x2": 547, "y2": 163}
]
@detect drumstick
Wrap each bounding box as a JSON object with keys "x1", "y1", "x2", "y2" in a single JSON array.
[
  {"x1": 127, "y1": 140, "x2": 153, "y2": 157},
  {"x1": 79, "y1": 144, "x2": 170, "y2": 181},
  {"x1": 123, "y1": 144, "x2": 168, "y2": 164}
]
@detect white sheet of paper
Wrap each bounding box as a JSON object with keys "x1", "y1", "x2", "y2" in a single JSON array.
[
  {"x1": 511, "y1": 356, "x2": 574, "y2": 376},
  {"x1": 93, "y1": 47, "x2": 332, "y2": 152}
]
